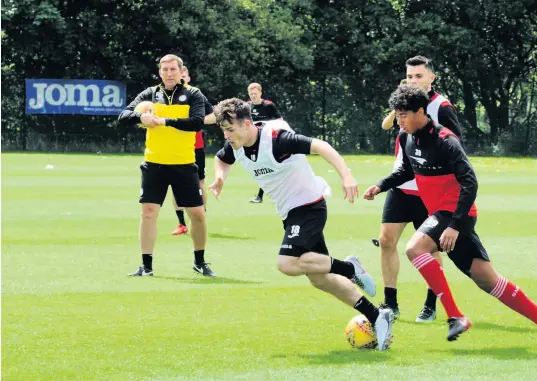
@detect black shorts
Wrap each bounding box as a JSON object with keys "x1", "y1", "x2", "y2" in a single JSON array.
[
  {"x1": 417, "y1": 211, "x2": 490, "y2": 277},
  {"x1": 382, "y1": 188, "x2": 429, "y2": 230},
  {"x1": 139, "y1": 161, "x2": 203, "y2": 207},
  {"x1": 279, "y1": 199, "x2": 329, "y2": 257},
  {"x1": 195, "y1": 148, "x2": 205, "y2": 180}
]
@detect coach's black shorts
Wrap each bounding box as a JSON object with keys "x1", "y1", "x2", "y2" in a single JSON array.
[
  {"x1": 417, "y1": 211, "x2": 490, "y2": 277},
  {"x1": 382, "y1": 188, "x2": 429, "y2": 230},
  {"x1": 139, "y1": 161, "x2": 203, "y2": 207},
  {"x1": 279, "y1": 199, "x2": 329, "y2": 257},
  {"x1": 195, "y1": 148, "x2": 205, "y2": 180}
]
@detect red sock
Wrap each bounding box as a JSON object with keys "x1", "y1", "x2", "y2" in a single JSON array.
[
  {"x1": 412, "y1": 253, "x2": 464, "y2": 318},
  {"x1": 491, "y1": 276, "x2": 537, "y2": 324}
]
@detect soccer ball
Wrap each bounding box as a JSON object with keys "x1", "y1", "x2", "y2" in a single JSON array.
[
  {"x1": 134, "y1": 101, "x2": 156, "y2": 128},
  {"x1": 344, "y1": 314, "x2": 377, "y2": 349}
]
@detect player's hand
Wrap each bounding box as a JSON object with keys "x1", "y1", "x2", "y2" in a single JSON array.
[
  {"x1": 439, "y1": 227, "x2": 459, "y2": 253},
  {"x1": 208, "y1": 177, "x2": 224, "y2": 200},
  {"x1": 154, "y1": 117, "x2": 166, "y2": 126},
  {"x1": 140, "y1": 113, "x2": 159, "y2": 127},
  {"x1": 341, "y1": 175, "x2": 359, "y2": 203},
  {"x1": 363, "y1": 185, "x2": 381, "y2": 200}
]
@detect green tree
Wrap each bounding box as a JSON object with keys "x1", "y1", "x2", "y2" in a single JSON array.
[{"x1": 394, "y1": 0, "x2": 537, "y2": 144}]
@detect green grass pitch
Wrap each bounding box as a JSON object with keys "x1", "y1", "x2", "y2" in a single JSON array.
[{"x1": 2, "y1": 153, "x2": 537, "y2": 381}]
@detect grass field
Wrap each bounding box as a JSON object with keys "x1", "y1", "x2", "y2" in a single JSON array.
[{"x1": 2, "y1": 152, "x2": 537, "y2": 381}]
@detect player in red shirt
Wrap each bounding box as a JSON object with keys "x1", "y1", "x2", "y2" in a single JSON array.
[
  {"x1": 364, "y1": 84, "x2": 537, "y2": 341},
  {"x1": 376, "y1": 57, "x2": 462, "y2": 323}
]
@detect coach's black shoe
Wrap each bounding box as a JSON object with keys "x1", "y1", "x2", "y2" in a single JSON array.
[
  {"x1": 371, "y1": 238, "x2": 380, "y2": 247},
  {"x1": 416, "y1": 306, "x2": 436, "y2": 323},
  {"x1": 447, "y1": 316, "x2": 472, "y2": 341},
  {"x1": 193, "y1": 262, "x2": 216, "y2": 277},
  {"x1": 128, "y1": 265, "x2": 153, "y2": 277}
]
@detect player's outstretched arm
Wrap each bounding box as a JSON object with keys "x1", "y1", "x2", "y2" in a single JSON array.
[
  {"x1": 209, "y1": 157, "x2": 233, "y2": 200},
  {"x1": 364, "y1": 137, "x2": 414, "y2": 200},
  {"x1": 363, "y1": 185, "x2": 382, "y2": 200},
  {"x1": 378, "y1": 136, "x2": 414, "y2": 189},
  {"x1": 310, "y1": 139, "x2": 358, "y2": 203}
]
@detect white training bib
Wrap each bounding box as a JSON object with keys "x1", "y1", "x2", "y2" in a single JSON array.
[{"x1": 233, "y1": 120, "x2": 329, "y2": 219}]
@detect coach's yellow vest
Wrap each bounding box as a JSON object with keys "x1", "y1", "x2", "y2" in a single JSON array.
[{"x1": 144, "y1": 103, "x2": 196, "y2": 164}]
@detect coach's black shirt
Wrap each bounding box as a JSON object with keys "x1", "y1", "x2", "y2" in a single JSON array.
[
  {"x1": 216, "y1": 126, "x2": 312, "y2": 164},
  {"x1": 118, "y1": 82, "x2": 205, "y2": 132}
]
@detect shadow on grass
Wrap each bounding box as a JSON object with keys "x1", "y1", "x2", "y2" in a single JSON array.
[
  {"x1": 472, "y1": 321, "x2": 537, "y2": 333},
  {"x1": 156, "y1": 276, "x2": 262, "y2": 285},
  {"x1": 392, "y1": 318, "x2": 425, "y2": 325},
  {"x1": 432, "y1": 346, "x2": 537, "y2": 360},
  {"x1": 272, "y1": 350, "x2": 392, "y2": 365},
  {"x1": 208, "y1": 233, "x2": 253, "y2": 240},
  {"x1": 394, "y1": 320, "x2": 537, "y2": 334}
]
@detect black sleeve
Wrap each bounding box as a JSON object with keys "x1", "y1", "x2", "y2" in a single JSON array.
[
  {"x1": 267, "y1": 103, "x2": 282, "y2": 119},
  {"x1": 438, "y1": 105, "x2": 462, "y2": 139},
  {"x1": 442, "y1": 136, "x2": 478, "y2": 230},
  {"x1": 215, "y1": 141, "x2": 235, "y2": 165},
  {"x1": 273, "y1": 130, "x2": 312, "y2": 156},
  {"x1": 204, "y1": 96, "x2": 213, "y2": 116},
  {"x1": 164, "y1": 88, "x2": 205, "y2": 132},
  {"x1": 376, "y1": 134, "x2": 415, "y2": 191},
  {"x1": 117, "y1": 87, "x2": 153, "y2": 125}
]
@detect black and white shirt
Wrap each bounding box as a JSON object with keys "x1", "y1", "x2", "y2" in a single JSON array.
[{"x1": 216, "y1": 120, "x2": 329, "y2": 219}]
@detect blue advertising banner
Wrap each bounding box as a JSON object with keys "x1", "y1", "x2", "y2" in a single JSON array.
[{"x1": 25, "y1": 79, "x2": 126, "y2": 115}]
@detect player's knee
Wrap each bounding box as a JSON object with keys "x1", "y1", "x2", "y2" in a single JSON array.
[
  {"x1": 298, "y1": 252, "x2": 317, "y2": 266},
  {"x1": 187, "y1": 207, "x2": 205, "y2": 223},
  {"x1": 277, "y1": 260, "x2": 294, "y2": 276},
  {"x1": 141, "y1": 204, "x2": 159, "y2": 219},
  {"x1": 405, "y1": 245, "x2": 421, "y2": 261},
  {"x1": 307, "y1": 274, "x2": 329, "y2": 290},
  {"x1": 379, "y1": 234, "x2": 397, "y2": 253}
]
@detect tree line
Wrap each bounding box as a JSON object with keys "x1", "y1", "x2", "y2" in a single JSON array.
[{"x1": 2, "y1": 0, "x2": 536, "y2": 156}]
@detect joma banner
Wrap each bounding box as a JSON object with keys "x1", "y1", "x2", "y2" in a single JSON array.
[{"x1": 25, "y1": 79, "x2": 126, "y2": 115}]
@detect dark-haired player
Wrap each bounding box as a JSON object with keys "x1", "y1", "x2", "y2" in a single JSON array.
[
  {"x1": 210, "y1": 98, "x2": 394, "y2": 351},
  {"x1": 376, "y1": 56, "x2": 462, "y2": 322},
  {"x1": 364, "y1": 84, "x2": 537, "y2": 341}
]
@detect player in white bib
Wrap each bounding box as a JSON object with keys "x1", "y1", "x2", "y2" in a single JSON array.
[{"x1": 208, "y1": 98, "x2": 394, "y2": 351}]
